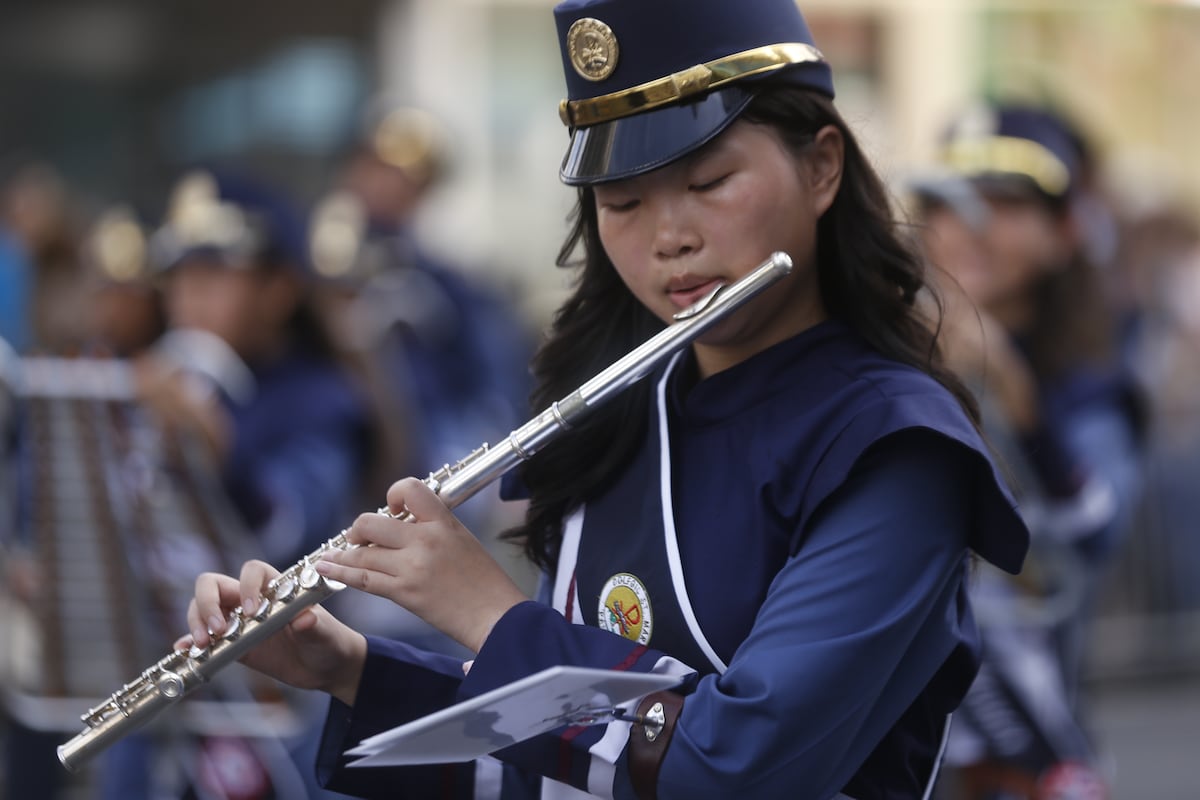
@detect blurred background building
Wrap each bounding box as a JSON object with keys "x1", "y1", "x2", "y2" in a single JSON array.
[
  {"x1": 2, "y1": 0, "x2": 1199, "y2": 797},
  {"x1": 5, "y1": 0, "x2": 1200, "y2": 316}
]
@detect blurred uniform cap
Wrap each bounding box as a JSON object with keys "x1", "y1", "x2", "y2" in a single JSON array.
[
  {"x1": 905, "y1": 170, "x2": 990, "y2": 233},
  {"x1": 307, "y1": 189, "x2": 389, "y2": 285},
  {"x1": 84, "y1": 205, "x2": 153, "y2": 285},
  {"x1": 554, "y1": 0, "x2": 834, "y2": 186},
  {"x1": 939, "y1": 104, "x2": 1081, "y2": 201},
  {"x1": 362, "y1": 105, "x2": 450, "y2": 187},
  {"x1": 150, "y1": 170, "x2": 309, "y2": 273}
]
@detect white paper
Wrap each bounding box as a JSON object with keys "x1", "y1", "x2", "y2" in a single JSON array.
[{"x1": 345, "y1": 665, "x2": 681, "y2": 767}]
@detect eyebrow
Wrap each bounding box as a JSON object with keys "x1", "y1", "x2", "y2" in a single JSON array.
[{"x1": 681, "y1": 135, "x2": 732, "y2": 171}]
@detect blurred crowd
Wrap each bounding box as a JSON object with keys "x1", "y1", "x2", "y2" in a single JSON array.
[
  {"x1": 0, "y1": 106, "x2": 535, "y2": 799},
  {"x1": 905, "y1": 99, "x2": 1200, "y2": 799},
  {"x1": 1, "y1": 90, "x2": 1199, "y2": 800}
]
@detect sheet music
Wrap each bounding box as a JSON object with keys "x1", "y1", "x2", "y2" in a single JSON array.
[{"x1": 345, "y1": 665, "x2": 681, "y2": 767}]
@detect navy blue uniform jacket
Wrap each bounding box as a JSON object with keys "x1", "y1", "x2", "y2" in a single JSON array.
[{"x1": 316, "y1": 320, "x2": 1029, "y2": 799}]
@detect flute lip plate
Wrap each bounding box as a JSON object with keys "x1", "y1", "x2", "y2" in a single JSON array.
[{"x1": 672, "y1": 282, "x2": 725, "y2": 321}]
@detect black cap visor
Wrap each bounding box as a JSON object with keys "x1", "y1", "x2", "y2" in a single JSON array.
[{"x1": 560, "y1": 87, "x2": 754, "y2": 186}]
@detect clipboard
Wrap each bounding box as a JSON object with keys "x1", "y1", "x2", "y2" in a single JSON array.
[{"x1": 345, "y1": 665, "x2": 681, "y2": 767}]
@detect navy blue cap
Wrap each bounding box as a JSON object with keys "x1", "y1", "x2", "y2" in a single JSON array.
[
  {"x1": 940, "y1": 104, "x2": 1081, "y2": 200},
  {"x1": 554, "y1": 0, "x2": 833, "y2": 186},
  {"x1": 150, "y1": 169, "x2": 309, "y2": 274}
]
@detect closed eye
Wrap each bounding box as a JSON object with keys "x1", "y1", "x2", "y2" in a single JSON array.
[
  {"x1": 600, "y1": 197, "x2": 640, "y2": 212},
  {"x1": 690, "y1": 173, "x2": 731, "y2": 192}
]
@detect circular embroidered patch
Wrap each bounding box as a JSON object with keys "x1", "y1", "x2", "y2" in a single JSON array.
[{"x1": 598, "y1": 572, "x2": 652, "y2": 645}]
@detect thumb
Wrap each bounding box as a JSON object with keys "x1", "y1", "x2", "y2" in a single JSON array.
[{"x1": 287, "y1": 607, "x2": 321, "y2": 635}]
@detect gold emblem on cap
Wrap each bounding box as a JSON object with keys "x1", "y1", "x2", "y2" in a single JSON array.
[
  {"x1": 568, "y1": 18, "x2": 619, "y2": 82},
  {"x1": 309, "y1": 190, "x2": 367, "y2": 280},
  {"x1": 88, "y1": 206, "x2": 148, "y2": 283}
]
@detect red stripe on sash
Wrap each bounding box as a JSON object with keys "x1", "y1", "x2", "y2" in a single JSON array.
[
  {"x1": 557, "y1": 721, "x2": 590, "y2": 783},
  {"x1": 565, "y1": 569, "x2": 577, "y2": 622},
  {"x1": 613, "y1": 645, "x2": 648, "y2": 672}
]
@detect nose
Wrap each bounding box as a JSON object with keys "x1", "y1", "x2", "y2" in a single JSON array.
[{"x1": 651, "y1": 195, "x2": 702, "y2": 260}]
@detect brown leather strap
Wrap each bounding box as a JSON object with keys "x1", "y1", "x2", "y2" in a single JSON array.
[{"x1": 628, "y1": 690, "x2": 684, "y2": 800}]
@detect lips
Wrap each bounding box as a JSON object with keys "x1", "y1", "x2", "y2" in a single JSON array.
[{"x1": 665, "y1": 275, "x2": 723, "y2": 310}]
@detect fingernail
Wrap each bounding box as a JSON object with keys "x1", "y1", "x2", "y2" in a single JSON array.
[
  {"x1": 314, "y1": 560, "x2": 331, "y2": 575},
  {"x1": 208, "y1": 615, "x2": 224, "y2": 634},
  {"x1": 191, "y1": 628, "x2": 206, "y2": 645}
]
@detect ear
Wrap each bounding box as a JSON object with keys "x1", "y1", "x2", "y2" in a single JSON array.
[{"x1": 807, "y1": 124, "x2": 844, "y2": 218}]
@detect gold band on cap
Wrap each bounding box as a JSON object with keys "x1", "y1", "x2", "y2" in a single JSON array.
[
  {"x1": 941, "y1": 135, "x2": 1071, "y2": 197},
  {"x1": 558, "y1": 42, "x2": 825, "y2": 128}
]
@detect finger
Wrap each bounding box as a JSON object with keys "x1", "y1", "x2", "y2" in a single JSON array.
[
  {"x1": 288, "y1": 607, "x2": 319, "y2": 634},
  {"x1": 320, "y1": 539, "x2": 399, "y2": 577},
  {"x1": 238, "y1": 560, "x2": 280, "y2": 617},
  {"x1": 385, "y1": 477, "x2": 447, "y2": 520},
  {"x1": 314, "y1": 557, "x2": 392, "y2": 599},
  {"x1": 186, "y1": 597, "x2": 204, "y2": 647},
  {"x1": 343, "y1": 511, "x2": 416, "y2": 549},
  {"x1": 191, "y1": 572, "x2": 243, "y2": 646}
]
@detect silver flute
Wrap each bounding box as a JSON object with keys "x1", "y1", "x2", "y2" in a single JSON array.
[{"x1": 58, "y1": 251, "x2": 793, "y2": 771}]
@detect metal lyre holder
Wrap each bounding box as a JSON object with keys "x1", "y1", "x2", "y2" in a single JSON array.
[{"x1": 58, "y1": 251, "x2": 793, "y2": 771}]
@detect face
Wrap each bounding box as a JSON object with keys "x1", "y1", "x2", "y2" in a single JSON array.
[
  {"x1": 592, "y1": 120, "x2": 840, "y2": 376},
  {"x1": 164, "y1": 258, "x2": 298, "y2": 359},
  {"x1": 920, "y1": 202, "x2": 992, "y2": 305},
  {"x1": 976, "y1": 190, "x2": 1072, "y2": 308},
  {"x1": 340, "y1": 151, "x2": 424, "y2": 230},
  {"x1": 91, "y1": 285, "x2": 163, "y2": 357}
]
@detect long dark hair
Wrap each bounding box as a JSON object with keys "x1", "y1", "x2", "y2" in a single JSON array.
[
  {"x1": 505, "y1": 84, "x2": 977, "y2": 571},
  {"x1": 1017, "y1": 208, "x2": 1115, "y2": 383}
]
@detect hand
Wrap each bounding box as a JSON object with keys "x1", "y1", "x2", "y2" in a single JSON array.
[
  {"x1": 179, "y1": 560, "x2": 367, "y2": 705},
  {"x1": 133, "y1": 354, "x2": 232, "y2": 461},
  {"x1": 315, "y1": 477, "x2": 528, "y2": 654}
]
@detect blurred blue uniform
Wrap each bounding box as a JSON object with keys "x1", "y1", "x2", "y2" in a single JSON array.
[
  {"x1": 361, "y1": 231, "x2": 531, "y2": 473},
  {"x1": 222, "y1": 347, "x2": 372, "y2": 565},
  {"x1": 314, "y1": 322, "x2": 1028, "y2": 799},
  {"x1": 929, "y1": 103, "x2": 1144, "y2": 796},
  {"x1": 98, "y1": 170, "x2": 373, "y2": 800},
  {"x1": 310, "y1": 181, "x2": 534, "y2": 655},
  {"x1": 0, "y1": 228, "x2": 32, "y2": 352}
]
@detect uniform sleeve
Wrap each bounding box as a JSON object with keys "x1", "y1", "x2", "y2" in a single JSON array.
[
  {"x1": 315, "y1": 635, "x2": 507, "y2": 799},
  {"x1": 641, "y1": 432, "x2": 975, "y2": 799}
]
